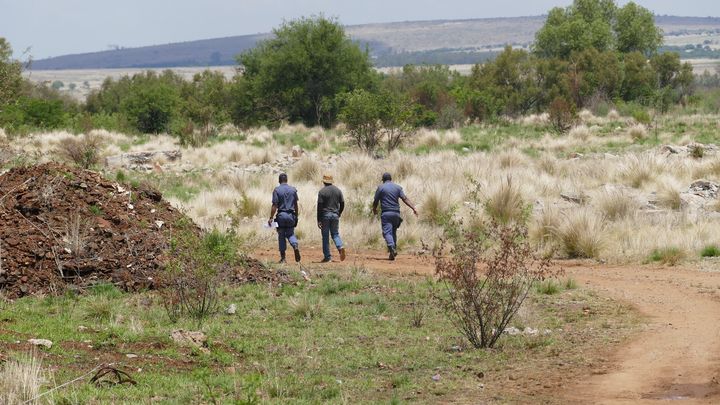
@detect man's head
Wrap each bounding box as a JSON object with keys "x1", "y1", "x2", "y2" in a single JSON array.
[
  {"x1": 382, "y1": 172, "x2": 392, "y2": 182},
  {"x1": 322, "y1": 173, "x2": 334, "y2": 185},
  {"x1": 279, "y1": 173, "x2": 288, "y2": 184}
]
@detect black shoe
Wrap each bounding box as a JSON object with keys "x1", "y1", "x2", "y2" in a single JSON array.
[
  {"x1": 389, "y1": 247, "x2": 397, "y2": 261},
  {"x1": 279, "y1": 257, "x2": 286, "y2": 264},
  {"x1": 294, "y1": 248, "x2": 301, "y2": 263},
  {"x1": 320, "y1": 257, "x2": 332, "y2": 263}
]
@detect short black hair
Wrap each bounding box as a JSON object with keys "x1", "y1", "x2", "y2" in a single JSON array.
[
  {"x1": 279, "y1": 173, "x2": 288, "y2": 183},
  {"x1": 382, "y1": 172, "x2": 392, "y2": 182}
]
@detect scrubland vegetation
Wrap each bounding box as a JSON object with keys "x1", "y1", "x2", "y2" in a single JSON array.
[{"x1": 3, "y1": 0, "x2": 720, "y2": 402}]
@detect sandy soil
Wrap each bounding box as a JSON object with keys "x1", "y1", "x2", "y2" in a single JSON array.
[{"x1": 257, "y1": 246, "x2": 720, "y2": 404}]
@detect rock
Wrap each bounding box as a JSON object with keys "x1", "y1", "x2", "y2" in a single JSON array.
[
  {"x1": 662, "y1": 145, "x2": 682, "y2": 154},
  {"x1": 105, "y1": 150, "x2": 182, "y2": 168},
  {"x1": 155, "y1": 221, "x2": 165, "y2": 230},
  {"x1": 225, "y1": 304, "x2": 237, "y2": 315},
  {"x1": 503, "y1": 326, "x2": 522, "y2": 336},
  {"x1": 28, "y1": 338, "x2": 53, "y2": 349},
  {"x1": 431, "y1": 374, "x2": 441, "y2": 382},
  {"x1": 126, "y1": 353, "x2": 138, "y2": 358},
  {"x1": 291, "y1": 145, "x2": 304, "y2": 158},
  {"x1": 689, "y1": 180, "x2": 719, "y2": 198},
  {"x1": 560, "y1": 192, "x2": 588, "y2": 205},
  {"x1": 170, "y1": 330, "x2": 208, "y2": 349},
  {"x1": 523, "y1": 327, "x2": 539, "y2": 336}
]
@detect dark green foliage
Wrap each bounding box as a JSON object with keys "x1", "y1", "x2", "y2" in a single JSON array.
[
  {"x1": 701, "y1": 245, "x2": 720, "y2": 258},
  {"x1": 238, "y1": 16, "x2": 376, "y2": 127},
  {"x1": 0, "y1": 37, "x2": 23, "y2": 108},
  {"x1": 0, "y1": 97, "x2": 69, "y2": 130},
  {"x1": 120, "y1": 73, "x2": 181, "y2": 134}
]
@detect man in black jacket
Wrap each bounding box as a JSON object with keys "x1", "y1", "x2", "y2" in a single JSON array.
[{"x1": 317, "y1": 174, "x2": 346, "y2": 262}]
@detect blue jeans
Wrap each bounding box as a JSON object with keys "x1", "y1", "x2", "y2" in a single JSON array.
[
  {"x1": 320, "y1": 213, "x2": 343, "y2": 260},
  {"x1": 380, "y1": 211, "x2": 402, "y2": 249},
  {"x1": 277, "y1": 227, "x2": 298, "y2": 255}
]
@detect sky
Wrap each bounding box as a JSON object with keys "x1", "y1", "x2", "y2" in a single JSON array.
[{"x1": 2, "y1": 0, "x2": 719, "y2": 60}]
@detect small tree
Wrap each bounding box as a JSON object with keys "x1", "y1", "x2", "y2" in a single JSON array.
[
  {"x1": 339, "y1": 89, "x2": 415, "y2": 155},
  {"x1": 548, "y1": 96, "x2": 577, "y2": 133},
  {"x1": 434, "y1": 181, "x2": 555, "y2": 349}
]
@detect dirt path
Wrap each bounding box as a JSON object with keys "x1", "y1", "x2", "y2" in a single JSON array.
[{"x1": 257, "y1": 247, "x2": 720, "y2": 403}]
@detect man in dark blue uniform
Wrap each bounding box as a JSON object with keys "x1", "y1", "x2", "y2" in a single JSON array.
[
  {"x1": 372, "y1": 172, "x2": 418, "y2": 260},
  {"x1": 268, "y1": 173, "x2": 301, "y2": 263}
]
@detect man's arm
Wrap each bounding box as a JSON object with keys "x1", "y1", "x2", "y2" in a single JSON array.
[
  {"x1": 401, "y1": 196, "x2": 419, "y2": 217},
  {"x1": 268, "y1": 204, "x2": 277, "y2": 226},
  {"x1": 317, "y1": 192, "x2": 324, "y2": 228},
  {"x1": 338, "y1": 190, "x2": 345, "y2": 217},
  {"x1": 372, "y1": 187, "x2": 381, "y2": 215}
]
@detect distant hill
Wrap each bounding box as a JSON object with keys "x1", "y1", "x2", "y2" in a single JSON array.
[{"x1": 30, "y1": 15, "x2": 720, "y2": 70}]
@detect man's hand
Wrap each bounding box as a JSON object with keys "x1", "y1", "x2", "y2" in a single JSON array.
[
  {"x1": 412, "y1": 208, "x2": 419, "y2": 217},
  {"x1": 317, "y1": 221, "x2": 323, "y2": 229},
  {"x1": 268, "y1": 218, "x2": 273, "y2": 226}
]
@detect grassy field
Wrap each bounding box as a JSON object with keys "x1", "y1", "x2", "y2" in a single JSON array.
[{"x1": 0, "y1": 265, "x2": 638, "y2": 404}]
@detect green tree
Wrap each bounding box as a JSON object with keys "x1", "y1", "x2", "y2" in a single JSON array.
[
  {"x1": 0, "y1": 38, "x2": 23, "y2": 109},
  {"x1": 621, "y1": 52, "x2": 656, "y2": 102},
  {"x1": 181, "y1": 70, "x2": 232, "y2": 133},
  {"x1": 534, "y1": 0, "x2": 661, "y2": 59},
  {"x1": 121, "y1": 78, "x2": 180, "y2": 133},
  {"x1": 238, "y1": 16, "x2": 376, "y2": 127},
  {"x1": 338, "y1": 89, "x2": 415, "y2": 154},
  {"x1": 615, "y1": 2, "x2": 663, "y2": 55}
]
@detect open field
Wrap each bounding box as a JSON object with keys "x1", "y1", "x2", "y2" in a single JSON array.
[{"x1": 5, "y1": 108, "x2": 720, "y2": 402}]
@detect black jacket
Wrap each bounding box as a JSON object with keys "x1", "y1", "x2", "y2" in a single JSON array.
[{"x1": 317, "y1": 184, "x2": 345, "y2": 221}]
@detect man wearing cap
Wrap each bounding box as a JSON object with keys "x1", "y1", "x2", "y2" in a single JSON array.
[
  {"x1": 268, "y1": 173, "x2": 301, "y2": 263},
  {"x1": 372, "y1": 172, "x2": 418, "y2": 260},
  {"x1": 317, "y1": 173, "x2": 346, "y2": 262}
]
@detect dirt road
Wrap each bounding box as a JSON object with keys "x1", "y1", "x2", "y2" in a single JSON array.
[{"x1": 258, "y1": 247, "x2": 720, "y2": 404}]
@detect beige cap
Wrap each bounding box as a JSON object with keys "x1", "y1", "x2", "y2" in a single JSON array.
[{"x1": 322, "y1": 174, "x2": 334, "y2": 184}]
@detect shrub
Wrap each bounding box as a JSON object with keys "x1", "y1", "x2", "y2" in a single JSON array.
[
  {"x1": 690, "y1": 144, "x2": 705, "y2": 159},
  {"x1": 57, "y1": 134, "x2": 104, "y2": 169},
  {"x1": 434, "y1": 217, "x2": 554, "y2": 349},
  {"x1": 657, "y1": 185, "x2": 682, "y2": 210},
  {"x1": 648, "y1": 247, "x2": 685, "y2": 266},
  {"x1": 700, "y1": 245, "x2": 720, "y2": 258},
  {"x1": 422, "y1": 189, "x2": 453, "y2": 225},
  {"x1": 159, "y1": 228, "x2": 242, "y2": 325},
  {"x1": 436, "y1": 104, "x2": 464, "y2": 129},
  {"x1": 548, "y1": 97, "x2": 576, "y2": 133}
]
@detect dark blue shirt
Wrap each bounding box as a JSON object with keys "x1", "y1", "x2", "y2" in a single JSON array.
[
  {"x1": 272, "y1": 183, "x2": 298, "y2": 212},
  {"x1": 374, "y1": 181, "x2": 406, "y2": 213}
]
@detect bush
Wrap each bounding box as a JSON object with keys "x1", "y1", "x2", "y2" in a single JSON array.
[
  {"x1": 433, "y1": 179, "x2": 555, "y2": 349},
  {"x1": 57, "y1": 134, "x2": 104, "y2": 169},
  {"x1": 648, "y1": 247, "x2": 685, "y2": 266},
  {"x1": 159, "y1": 228, "x2": 242, "y2": 325},
  {"x1": 548, "y1": 97, "x2": 576, "y2": 133},
  {"x1": 434, "y1": 217, "x2": 554, "y2": 349},
  {"x1": 700, "y1": 245, "x2": 720, "y2": 258},
  {"x1": 0, "y1": 352, "x2": 46, "y2": 404}
]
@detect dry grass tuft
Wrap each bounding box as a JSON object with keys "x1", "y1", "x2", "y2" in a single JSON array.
[
  {"x1": 485, "y1": 177, "x2": 527, "y2": 223},
  {"x1": 569, "y1": 125, "x2": 591, "y2": 141},
  {"x1": 607, "y1": 109, "x2": 621, "y2": 121},
  {"x1": 0, "y1": 351, "x2": 47, "y2": 404},
  {"x1": 627, "y1": 124, "x2": 648, "y2": 142},
  {"x1": 292, "y1": 157, "x2": 321, "y2": 183},
  {"x1": 657, "y1": 184, "x2": 682, "y2": 210},
  {"x1": 596, "y1": 189, "x2": 638, "y2": 221},
  {"x1": 620, "y1": 154, "x2": 663, "y2": 188},
  {"x1": 553, "y1": 209, "x2": 605, "y2": 259}
]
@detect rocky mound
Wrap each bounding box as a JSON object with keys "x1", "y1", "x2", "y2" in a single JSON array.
[{"x1": 0, "y1": 163, "x2": 274, "y2": 299}]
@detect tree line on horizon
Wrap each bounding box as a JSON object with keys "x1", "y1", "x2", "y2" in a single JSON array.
[{"x1": 0, "y1": 0, "x2": 715, "y2": 147}]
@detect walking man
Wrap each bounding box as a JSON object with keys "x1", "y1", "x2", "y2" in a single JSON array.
[
  {"x1": 268, "y1": 173, "x2": 301, "y2": 263},
  {"x1": 317, "y1": 174, "x2": 346, "y2": 263},
  {"x1": 372, "y1": 172, "x2": 418, "y2": 260}
]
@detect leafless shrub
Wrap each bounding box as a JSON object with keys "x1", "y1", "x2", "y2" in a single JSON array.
[
  {"x1": 57, "y1": 134, "x2": 104, "y2": 169},
  {"x1": 433, "y1": 180, "x2": 555, "y2": 349},
  {"x1": 434, "y1": 218, "x2": 554, "y2": 349}
]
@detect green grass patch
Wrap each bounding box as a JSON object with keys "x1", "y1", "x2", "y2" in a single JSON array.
[{"x1": 701, "y1": 245, "x2": 720, "y2": 258}]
